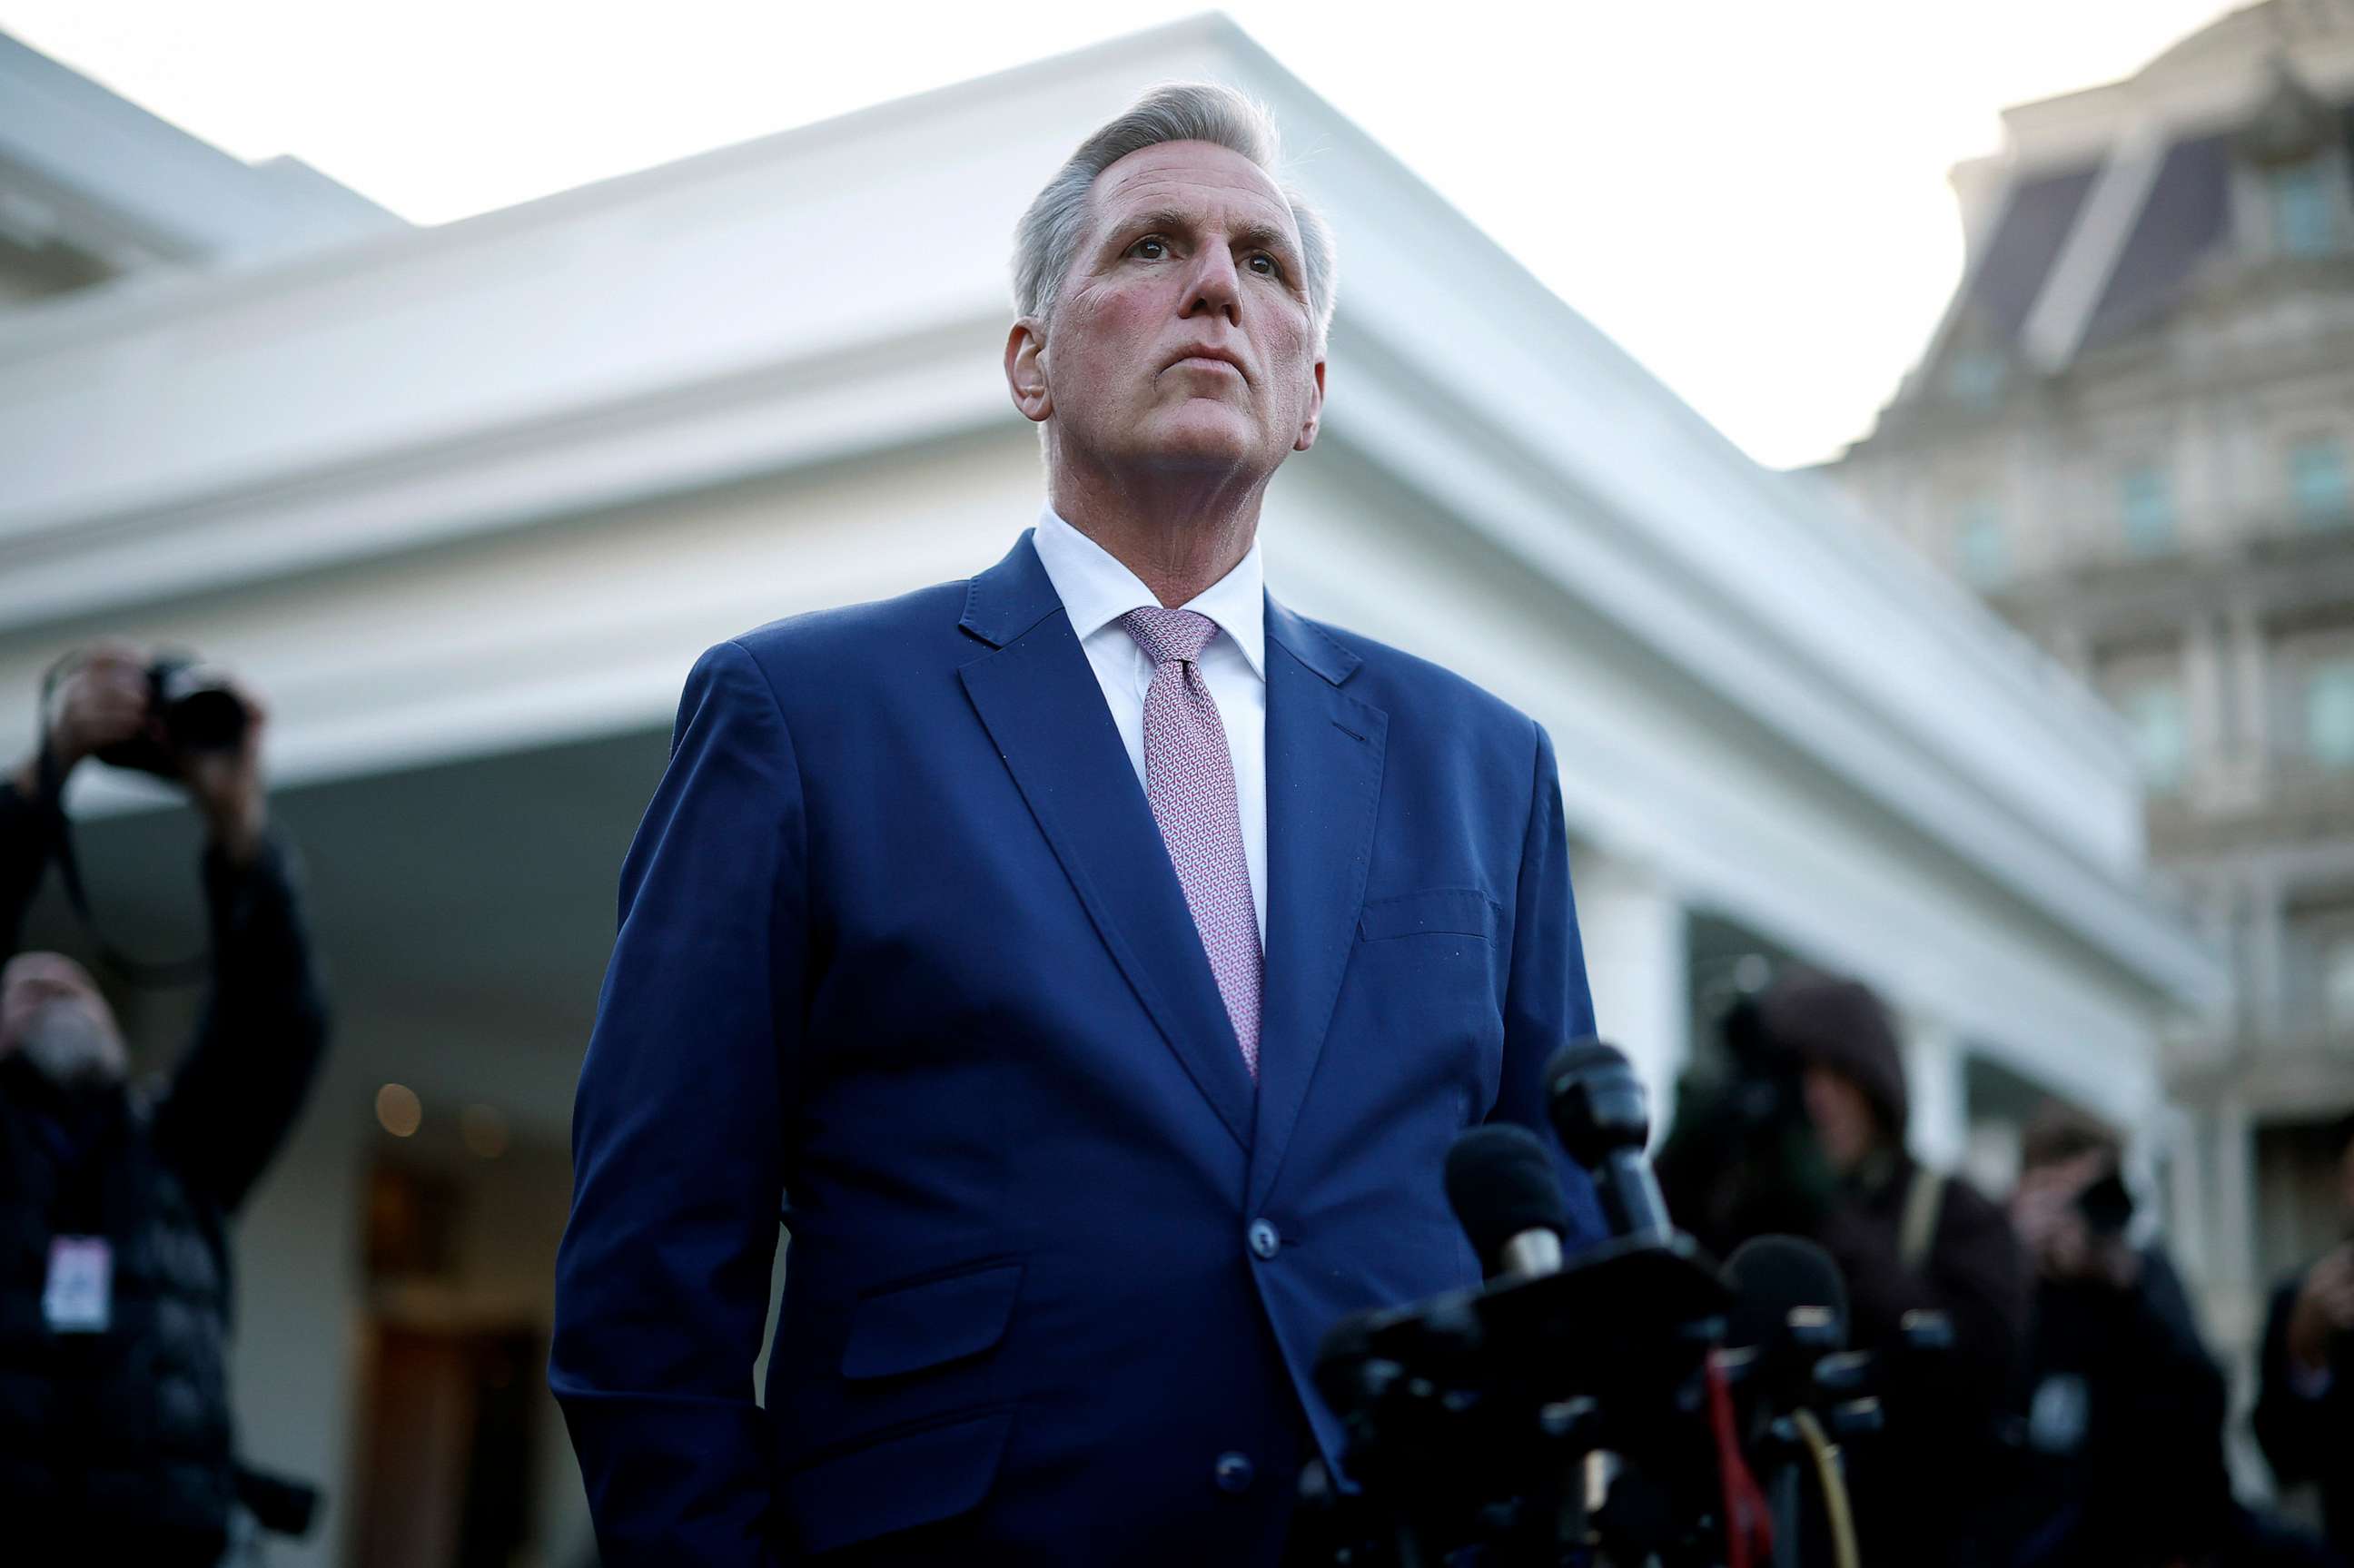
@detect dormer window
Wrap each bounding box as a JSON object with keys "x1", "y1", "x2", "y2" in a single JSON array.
[
  {"x1": 1953, "y1": 498, "x2": 2009, "y2": 587},
  {"x1": 2270, "y1": 160, "x2": 2338, "y2": 254},
  {"x1": 2231, "y1": 64, "x2": 2347, "y2": 261},
  {"x1": 1944, "y1": 350, "x2": 2006, "y2": 409}
]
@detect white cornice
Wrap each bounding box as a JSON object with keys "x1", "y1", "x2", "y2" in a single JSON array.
[
  {"x1": 0, "y1": 31, "x2": 401, "y2": 271},
  {"x1": 1992, "y1": 11, "x2": 2354, "y2": 178}
]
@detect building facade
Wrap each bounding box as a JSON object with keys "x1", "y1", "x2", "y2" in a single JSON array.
[
  {"x1": 3, "y1": 20, "x2": 2221, "y2": 1566},
  {"x1": 1828, "y1": 0, "x2": 2354, "y2": 1376}
]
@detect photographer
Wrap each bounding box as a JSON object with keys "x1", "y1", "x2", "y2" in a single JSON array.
[
  {"x1": 2007, "y1": 1105, "x2": 2238, "y2": 1568},
  {"x1": 1657, "y1": 969, "x2": 2030, "y2": 1568},
  {"x1": 2255, "y1": 1116, "x2": 2354, "y2": 1560},
  {"x1": 0, "y1": 642, "x2": 328, "y2": 1565}
]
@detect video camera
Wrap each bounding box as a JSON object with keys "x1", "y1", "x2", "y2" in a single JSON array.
[{"x1": 1288, "y1": 1040, "x2": 1941, "y2": 1568}]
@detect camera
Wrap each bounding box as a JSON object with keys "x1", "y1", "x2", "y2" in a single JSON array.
[
  {"x1": 89, "y1": 655, "x2": 249, "y2": 777},
  {"x1": 2075, "y1": 1169, "x2": 2134, "y2": 1240}
]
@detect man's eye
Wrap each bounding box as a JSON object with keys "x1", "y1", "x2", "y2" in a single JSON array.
[
  {"x1": 1247, "y1": 252, "x2": 1283, "y2": 280},
  {"x1": 1130, "y1": 237, "x2": 1168, "y2": 260}
]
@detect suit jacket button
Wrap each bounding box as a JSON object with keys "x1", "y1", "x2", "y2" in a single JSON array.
[
  {"x1": 1214, "y1": 1451, "x2": 1256, "y2": 1493},
  {"x1": 1248, "y1": 1219, "x2": 1280, "y2": 1260}
]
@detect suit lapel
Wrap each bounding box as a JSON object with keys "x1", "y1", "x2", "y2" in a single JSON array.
[
  {"x1": 957, "y1": 533, "x2": 1257, "y2": 1152},
  {"x1": 1250, "y1": 597, "x2": 1387, "y2": 1213}
]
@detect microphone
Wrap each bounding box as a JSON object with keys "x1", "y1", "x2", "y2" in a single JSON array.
[
  {"x1": 1722, "y1": 1235, "x2": 1849, "y2": 1356},
  {"x1": 1445, "y1": 1124, "x2": 1571, "y2": 1279},
  {"x1": 1542, "y1": 1039, "x2": 1672, "y2": 1243},
  {"x1": 1721, "y1": 1236, "x2": 1866, "y2": 1568}
]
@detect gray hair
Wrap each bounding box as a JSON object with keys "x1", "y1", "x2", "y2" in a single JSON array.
[{"x1": 1013, "y1": 83, "x2": 1338, "y2": 348}]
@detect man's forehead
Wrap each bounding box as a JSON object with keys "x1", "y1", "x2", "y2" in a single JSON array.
[{"x1": 1092, "y1": 141, "x2": 1297, "y2": 236}]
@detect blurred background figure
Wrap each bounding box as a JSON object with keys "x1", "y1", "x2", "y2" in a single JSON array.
[
  {"x1": 2007, "y1": 1105, "x2": 2344, "y2": 1568},
  {"x1": 2258, "y1": 1116, "x2": 2354, "y2": 1562},
  {"x1": 0, "y1": 642, "x2": 328, "y2": 1564},
  {"x1": 2006, "y1": 1104, "x2": 2248, "y2": 1566},
  {"x1": 1657, "y1": 967, "x2": 2030, "y2": 1568}
]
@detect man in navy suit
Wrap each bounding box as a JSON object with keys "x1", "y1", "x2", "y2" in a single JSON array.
[{"x1": 552, "y1": 84, "x2": 1603, "y2": 1565}]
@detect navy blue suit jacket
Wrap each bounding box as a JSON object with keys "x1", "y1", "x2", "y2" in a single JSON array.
[{"x1": 552, "y1": 531, "x2": 1604, "y2": 1565}]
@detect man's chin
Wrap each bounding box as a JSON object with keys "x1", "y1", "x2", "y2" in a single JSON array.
[{"x1": 1127, "y1": 408, "x2": 1269, "y2": 475}]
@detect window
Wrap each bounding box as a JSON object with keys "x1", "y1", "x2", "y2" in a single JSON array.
[
  {"x1": 1944, "y1": 350, "x2": 2005, "y2": 409},
  {"x1": 2271, "y1": 162, "x2": 2338, "y2": 256},
  {"x1": 2119, "y1": 463, "x2": 2176, "y2": 556},
  {"x1": 2307, "y1": 657, "x2": 2354, "y2": 770},
  {"x1": 2291, "y1": 438, "x2": 2351, "y2": 529},
  {"x1": 1953, "y1": 500, "x2": 2008, "y2": 587},
  {"x1": 2121, "y1": 681, "x2": 2188, "y2": 794},
  {"x1": 2327, "y1": 937, "x2": 2354, "y2": 1029}
]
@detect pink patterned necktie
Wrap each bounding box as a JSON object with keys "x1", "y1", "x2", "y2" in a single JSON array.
[{"x1": 1120, "y1": 606, "x2": 1263, "y2": 1080}]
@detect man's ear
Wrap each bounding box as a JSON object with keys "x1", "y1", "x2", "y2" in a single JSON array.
[
  {"x1": 1004, "y1": 319, "x2": 1053, "y2": 424},
  {"x1": 1293, "y1": 355, "x2": 1327, "y2": 452}
]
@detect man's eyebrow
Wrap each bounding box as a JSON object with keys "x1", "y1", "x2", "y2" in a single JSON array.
[
  {"x1": 1110, "y1": 208, "x2": 1199, "y2": 242},
  {"x1": 1228, "y1": 220, "x2": 1301, "y2": 261}
]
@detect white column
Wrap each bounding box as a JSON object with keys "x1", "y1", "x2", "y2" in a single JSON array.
[
  {"x1": 2228, "y1": 600, "x2": 2271, "y2": 800},
  {"x1": 2210, "y1": 1097, "x2": 2258, "y2": 1315},
  {"x1": 230, "y1": 1071, "x2": 366, "y2": 1568},
  {"x1": 1903, "y1": 1017, "x2": 1970, "y2": 1173},
  {"x1": 2247, "y1": 874, "x2": 2287, "y2": 1041},
  {"x1": 1573, "y1": 848, "x2": 1689, "y2": 1131},
  {"x1": 2183, "y1": 615, "x2": 2226, "y2": 800},
  {"x1": 2161, "y1": 1103, "x2": 2210, "y2": 1285}
]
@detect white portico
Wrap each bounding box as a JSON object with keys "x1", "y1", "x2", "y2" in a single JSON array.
[{"x1": 0, "y1": 17, "x2": 2222, "y2": 1567}]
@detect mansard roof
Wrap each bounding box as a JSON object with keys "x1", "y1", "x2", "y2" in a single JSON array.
[{"x1": 1881, "y1": 7, "x2": 2354, "y2": 412}]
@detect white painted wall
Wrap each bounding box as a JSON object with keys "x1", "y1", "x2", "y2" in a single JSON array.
[
  {"x1": 1566, "y1": 848, "x2": 1691, "y2": 1127},
  {"x1": 229, "y1": 1054, "x2": 365, "y2": 1568}
]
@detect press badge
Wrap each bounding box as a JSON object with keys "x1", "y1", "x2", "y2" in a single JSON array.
[{"x1": 43, "y1": 1237, "x2": 112, "y2": 1334}]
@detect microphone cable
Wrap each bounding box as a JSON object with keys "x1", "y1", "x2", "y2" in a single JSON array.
[{"x1": 1789, "y1": 1407, "x2": 1861, "y2": 1568}]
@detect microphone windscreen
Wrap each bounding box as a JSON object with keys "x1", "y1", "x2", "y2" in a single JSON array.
[
  {"x1": 1543, "y1": 1038, "x2": 1630, "y2": 1092},
  {"x1": 1445, "y1": 1124, "x2": 1571, "y2": 1274},
  {"x1": 1723, "y1": 1234, "x2": 1849, "y2": 1351},
  {"x1": 1543, "y1": 1038, "x2": 1652, "y2": 1168}
]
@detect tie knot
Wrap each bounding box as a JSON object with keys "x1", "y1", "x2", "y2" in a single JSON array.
[{"x1": 1120, "y1": 606, "x2": 1218, "y2": 666}]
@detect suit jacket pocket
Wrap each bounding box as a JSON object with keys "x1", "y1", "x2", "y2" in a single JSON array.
[
  {"x1": 840, "y1": 1257, "x2": 1024, "y2": 1381},
  {"x1": 1360, "y1": 888, "x2": 1500, "y2": 942},
  {"x1": 786, "y1": 1405, "x2": 1016, "y2": 1555}
]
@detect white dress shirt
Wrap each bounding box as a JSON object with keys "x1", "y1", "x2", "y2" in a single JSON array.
[{"x1": 1030, "y1": 506, "x2": 1268, "y2": 944}]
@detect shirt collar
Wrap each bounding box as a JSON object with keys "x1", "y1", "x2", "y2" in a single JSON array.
[{"x1": 1033, "y1": 505, "x2": 1266, "y2": 680}]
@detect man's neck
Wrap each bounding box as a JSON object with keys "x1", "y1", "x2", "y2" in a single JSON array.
[{"x1": 1049, "y1": 461, "x2": 1264, "y2": 608}]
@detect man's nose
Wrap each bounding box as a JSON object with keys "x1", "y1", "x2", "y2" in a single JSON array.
[{"x1": 1182, "y1": 246, "x2": 1242, "y2": 325}]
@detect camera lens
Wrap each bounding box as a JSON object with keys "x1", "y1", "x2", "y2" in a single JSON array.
[{"x1": 154, "y1": 663, "x2": 247, "y2": 754}]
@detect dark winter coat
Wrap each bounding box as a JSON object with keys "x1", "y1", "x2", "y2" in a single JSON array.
[
  {"x1": 2009, "y1": 1247, "x2": 2236, "y2": 1567},
  {"x1": 1660, "y1": 970, "x2": 2031, "y2": 1568},
  {"x1": 2257, "y1": 1265, "x2": 2354, "y2": 1558},
  {"x1": 0, "y1": 780, "x2": 328, "y2": 1563}
]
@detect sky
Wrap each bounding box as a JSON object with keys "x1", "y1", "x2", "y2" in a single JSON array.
[{"x1": 0, "y1": 0, "x2": 2248, "y2": 469}]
